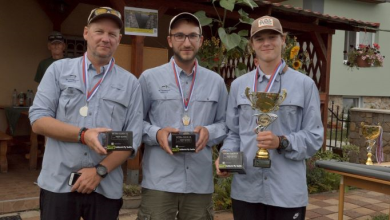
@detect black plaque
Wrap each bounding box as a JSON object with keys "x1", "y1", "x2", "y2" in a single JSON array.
[
  {"x1": 171, "y1": 132, "x2": 196, "y2": 153},
  {"x1": 219, "y1": 152, "x2": 246, "y2": 174},
  {"x1": 104, "y1": 131, "x2": 133, "y2": 151},
  {"x1": 253, "y1": 158, "x2": 271, "y2": 168}
]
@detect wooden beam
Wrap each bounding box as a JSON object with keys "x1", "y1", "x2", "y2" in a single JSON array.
[
  {"x1": 130, "y1": 36, "x2": 145, "y2": 77},
  {"x1": 310, "y1": 32, "x2": 327, "y2": 62},
  {"x1": 109, "y1": 0, "x2": 126, "y2": 17},
  {"x1": 320, "y1": 33, "x2": 332, "y2": 151}
]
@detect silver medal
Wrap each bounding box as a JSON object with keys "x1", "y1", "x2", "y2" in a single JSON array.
[{"x1": 79, "y1": 106, "x2": 88, "y2": 117}]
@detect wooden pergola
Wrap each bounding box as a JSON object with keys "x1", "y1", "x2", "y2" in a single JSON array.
[{"x1": 36, "y1": 0, "x2": 380, "y2": 180}]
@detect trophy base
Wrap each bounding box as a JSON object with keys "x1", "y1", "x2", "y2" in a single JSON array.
[{"x1": 253, "y1": 158, "x2": 271, "y2": 168}]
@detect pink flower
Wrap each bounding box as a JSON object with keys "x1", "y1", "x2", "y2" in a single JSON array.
[
  {"x1": 373, "y1": 43, "x2": 380, "y2": 50},
  {"x1": 359, "y1": 44, "x2": 367, "y2": 49}
]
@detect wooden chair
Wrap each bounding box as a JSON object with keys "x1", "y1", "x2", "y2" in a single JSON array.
[{"x1": 0, "y1": 131, "x2": 13, "y2": 173}]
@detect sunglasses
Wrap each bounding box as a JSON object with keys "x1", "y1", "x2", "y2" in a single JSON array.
[{"x1": 88, "y1": 7, "x2": 121, "y2": 22}]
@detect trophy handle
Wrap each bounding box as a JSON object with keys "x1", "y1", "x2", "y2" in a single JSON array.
[
  {"x1": 273, "y1": 89, "x2": 287, "y2": 111},
  {"x1": 245, "y1": 87, "x2": 255, "y2": 110}
]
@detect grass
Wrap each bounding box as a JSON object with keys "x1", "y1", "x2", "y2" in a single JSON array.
[{"x1": 326, "y1": 128, "x2": 348, "y2": 142}]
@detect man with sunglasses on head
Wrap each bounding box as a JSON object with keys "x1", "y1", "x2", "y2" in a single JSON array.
[
  {"x1": 29, "y1": 7, "x2": 142, "y2": 220},
  {"x1": 138, "y1": 12, "x2": 228, "y2": 219},
  {"x1": 215, "y1": 16, "x2": 323, "y2": 220},
  {"x1": 34, "y1": 31, "x2": 66, "y2": 83}
]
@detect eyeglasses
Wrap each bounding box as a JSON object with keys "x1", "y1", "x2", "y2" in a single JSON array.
[
  {"x1": 170, "y1": 33, "x2": 201, "y2": 42},
  {"x1": 88, "y1": 7, "x2": 122, "y2": 22}
]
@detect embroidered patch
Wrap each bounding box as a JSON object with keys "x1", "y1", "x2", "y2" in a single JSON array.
[
  {"x1": 158, "y1": 85, "x2": 170, "y2": 93},
  {"x1": 258, "y1": 18, "x2": 274, "y2": 27}
]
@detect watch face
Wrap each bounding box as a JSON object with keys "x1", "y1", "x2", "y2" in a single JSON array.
[
  {"x1": 97, "y1": 165, "x2": 107, "y2": 176},
  {"x1": 282, "y1": 139, "x2": 289, "y2": 148}
]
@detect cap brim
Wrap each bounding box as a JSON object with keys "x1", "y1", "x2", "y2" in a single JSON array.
[
  {"x1": 49, "y1": 40, "x2": 64, "y2": 43},
  {"x1": 89, "y1": 14, "x2": 123, "y2": 29},
  {"x1": 169, "y1": 12, "x2": 202, "y2": 35},
  {"x1": 251, "y1": 28, "x2": 283, "y2": 38}
]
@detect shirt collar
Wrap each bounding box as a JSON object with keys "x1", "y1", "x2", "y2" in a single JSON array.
[{"x1": 85, "y1": 57, "x2": 111, "y2": 75}]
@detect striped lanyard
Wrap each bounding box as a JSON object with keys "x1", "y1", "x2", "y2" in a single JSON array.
[
  {"x1": 171, "y1": 58, "x2": 197, "y2": 112},
  {"x1": 82, "y1": 52, "x2": 114, "y2": 102},
  {"x1": 253, "y1": 60, "x2": 284, "y2": 93}
]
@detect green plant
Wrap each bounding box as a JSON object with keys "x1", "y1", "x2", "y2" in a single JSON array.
[
  {"x1": 212, "y1": 146, "x2": 233, "y2": 210},
  {"x1": 345, "y1": 43, "x2": 385, "y2": 69},
  {"x1": 282, "y1": 35, "x2": 310, "y2": 73},
  {"x1": 306, "y1": 150, "x2": 343, "y2": 194},
  {"x1": 371, "y1": 214, "x2": 389, "y2": 220},
  {"x1": 123, "y1": 184, "x2": 141, "y2": 197},
  {"x1": 341, "y1": 144, "x2": 360, "y2": 162},
  {"x1": 195, "y1": 0, "x2": 258, "y2": 76}
]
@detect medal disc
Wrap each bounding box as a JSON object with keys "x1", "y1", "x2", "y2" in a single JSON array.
[
  {"x1": 79, "y1": 106, "x2": 88, "y2": 117},
  {"x1": 182, "y1": 115, "x2": 191, "y2": 126}
]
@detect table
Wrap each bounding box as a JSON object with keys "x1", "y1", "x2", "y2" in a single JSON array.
[
  {"x1": 3, "y1": 106, "x2": 40, "y2": 170},
  {"x1": 316, "y1": 160, "x2": 390, "y2": 220}
]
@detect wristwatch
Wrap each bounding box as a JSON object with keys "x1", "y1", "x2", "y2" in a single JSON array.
[
  {"x1": 277, "y1": 136, "x2": 289, "y2": 153},
  {"x1": 95, "y1": 164, "x2": 108, "y2": 178}
]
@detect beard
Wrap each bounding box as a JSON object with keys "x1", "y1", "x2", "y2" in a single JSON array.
[{"x1": 172, "y1": 46, "x2": 198, "y2": 64}]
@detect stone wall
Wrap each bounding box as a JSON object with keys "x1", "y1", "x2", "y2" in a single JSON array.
[{"x1": 349, "y1": 108, "x2": 390, "y2": 163}]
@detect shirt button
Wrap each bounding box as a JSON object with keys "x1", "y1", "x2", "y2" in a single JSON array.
[
  {"x1": 84, "y1": 153, "x2": 87, "y2": 156},
  {"x1": 186, "y1": 167, "x2": 189, "y2": 169},
  {"x1": 186, "y1": 81, "x2": 189, "y2": 84},
  {"x1": 89, "y1": 112, "x2": 92, "y2": 116},
  {"x1": 264, "y1": 177, "x2": 267, "y2": 180}
]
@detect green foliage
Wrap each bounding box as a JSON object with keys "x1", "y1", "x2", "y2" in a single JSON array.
[
  {"x1": 195, "y1": 1, "x2": 257, "y2": 75},
  {"x1": 212, "y1": 146, "x2": 233, "y2": 210},
  {"x1": 306, "y1": 150, "x2": 344, "y2": 194},
  {"x1": 123, "y1": 184, "x2": 141, "y2": 197},
  {"x1": 371, "y1": 214, "x2": 389, "y2": 220}
]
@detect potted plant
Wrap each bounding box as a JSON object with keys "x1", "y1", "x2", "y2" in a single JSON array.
[{"x1": 345, "y1": 43, "x2": 385, "y2": 69}]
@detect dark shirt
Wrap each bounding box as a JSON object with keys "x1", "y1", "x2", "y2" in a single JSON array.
[{"x1": 34, "y1": 57, "x2": 62, "y2": 83}]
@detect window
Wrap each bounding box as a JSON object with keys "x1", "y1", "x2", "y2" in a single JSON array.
[
  {"x1": 344, "y1": 31, "x2": 375, "y2": 61},
  {"x1": 343, "y1": 97, "x2": 361, "y2": 110}
]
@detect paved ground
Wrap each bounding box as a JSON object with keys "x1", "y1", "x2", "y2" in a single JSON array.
[{"x1": 1, "y1": 154, "x2": 390, "y2": 220}]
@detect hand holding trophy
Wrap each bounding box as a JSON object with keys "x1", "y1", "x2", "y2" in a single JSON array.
[
  {"x1": 245, "y1": 87, "x2": 287, "y2": 168},
  {"x1": 361, "y1": 122, "x2": 382, "y2": 165}
]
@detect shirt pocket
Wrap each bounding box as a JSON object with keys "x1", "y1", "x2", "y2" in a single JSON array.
[
  {"x1": 237, "y1": 95, "x2": 254, "y2": 122},
  {"x1": 150, "y1": 92, "x2": 182, "y2": 127},
  {"x1": 96, "y1": 85, "x2": 129, "y2": 130},
  {"x1": 57, "y1": 86, "x2": 84, "y2": 124},
  {"x1": 193, "y1": 94, "x2": 219, "y2": 125},
  {"x1": 278, "y1": 104, "x2": 302, "y2": 132}
]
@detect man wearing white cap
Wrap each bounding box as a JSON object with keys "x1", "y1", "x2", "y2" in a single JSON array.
[
  {"x1": 138, "y1": 12, "x2": 228, "y2": 219},
  {"x1": 29, "y1": 7, "x2": 143, "y2": 220},
  {"x1": 216, "y1": 16, "x2": 323, "y2": 219}
]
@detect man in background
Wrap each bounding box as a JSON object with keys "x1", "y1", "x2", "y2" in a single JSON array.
[{"x1": 34, "y1": 31, "x2": 66, "y2": 83}]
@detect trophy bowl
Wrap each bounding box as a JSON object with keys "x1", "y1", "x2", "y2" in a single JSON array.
[
  {"x1": 361, "y1": 122, "x2": 382, "y2": 165},
  {"x1": 245, "y1": 87, "x2": 287, "y2": 168}
]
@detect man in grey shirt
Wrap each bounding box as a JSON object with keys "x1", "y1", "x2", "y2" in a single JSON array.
[
  {"x1": 138, "y1": 12, "x2": 228, "y2": 219},
  {"x1": 29, "y1": 7, "x2": 143, "y2": 220},
  {"x1": 216, "y1": 16, "x2": 324, "y2": 220}
]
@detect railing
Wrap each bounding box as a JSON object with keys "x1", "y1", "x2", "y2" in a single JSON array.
[{"x1": 327, "y1": 101, "x2": 350, "y2": 150}]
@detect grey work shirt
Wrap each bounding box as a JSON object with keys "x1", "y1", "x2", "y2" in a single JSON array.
[
  {"x1": 29, "y1": 56, "x2": 143, "y2": 199},
  {"x1": 221, "y1": 66, "x2": 324, "y2": 207},
  {"x1": 139, "y1": 61, "x2": 228, "y2": 194}
]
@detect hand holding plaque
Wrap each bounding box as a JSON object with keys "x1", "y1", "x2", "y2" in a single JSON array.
[{"x1": 245, "y1": 87, "x2": 287, "y2": 168}]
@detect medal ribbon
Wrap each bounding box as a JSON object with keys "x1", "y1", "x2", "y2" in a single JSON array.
[
  {"x1": 171, "y1": 58, "x2": 197, "y2": 112},
  {"x1": 82, "y1": 53, "x2": 114, "y2": 102},
  {"x1": 253, "y1": 60, "x2": 284, "y2": 92}
]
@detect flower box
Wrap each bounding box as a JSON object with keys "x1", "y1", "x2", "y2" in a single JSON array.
[{"x1": 356, "y1": 56, "x2": 370, "y2": 68}]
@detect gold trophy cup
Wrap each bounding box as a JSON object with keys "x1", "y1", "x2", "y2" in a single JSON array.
[
  {"x1": 245, "y1": 87, "x2": 287, "y2": 168},
  {"x1": 361, "y1": 122, "x2": 382, "y2": 165}
]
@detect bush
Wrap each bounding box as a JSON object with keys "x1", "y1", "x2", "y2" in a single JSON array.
[{"x1": 306, "y1": 150, "x2": 343, "y2": 194}]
